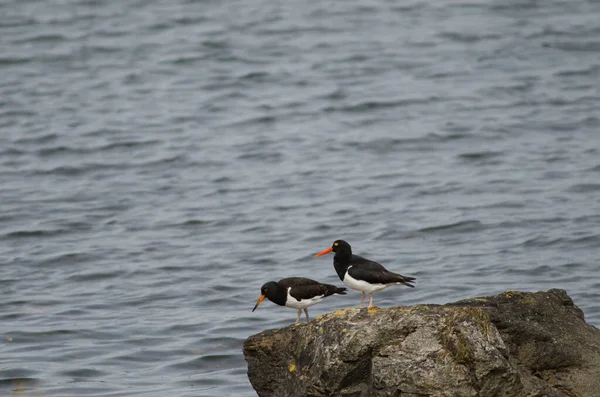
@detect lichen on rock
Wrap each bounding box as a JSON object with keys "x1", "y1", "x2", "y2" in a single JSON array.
[{"x1": 243, "y1": 289, "x2": 600, "y2": 397}]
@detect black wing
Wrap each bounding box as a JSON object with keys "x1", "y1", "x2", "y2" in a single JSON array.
[
  {"x1": 349, "y1": 254, "x2": 416, "y2": 287},
  {"x1": 279, "y1": 277, "x2": 346, "y2": 300}
]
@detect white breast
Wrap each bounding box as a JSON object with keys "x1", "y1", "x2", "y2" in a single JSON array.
[
  {"x1": 284, "y1": 287, "x2": 324, "y2": 309},
  {"x1": 343, "y1": 266, "x2": 389, "y2": 293}
]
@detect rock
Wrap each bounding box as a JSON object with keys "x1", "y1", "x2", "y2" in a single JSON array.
[{"x1": 243, "y1": 289, "x2": 600, "y2": 397}]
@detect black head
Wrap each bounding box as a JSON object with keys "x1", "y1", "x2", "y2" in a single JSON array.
[
  {"x1": 314, "y1": 239, "x2": 352, "y2": 257},
  {"x1": 260, "y1": 281, "x2": 278, "y2": 298},
  {"x1": 252, "y1": 281, "x2": 278, "y2": 312},
  {"x1": 331, "y1": 240, "x2": 352, "y2": 255}
]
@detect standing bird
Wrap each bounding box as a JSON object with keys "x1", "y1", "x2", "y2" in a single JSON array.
[
  {"x1": 252, "y1": 277, "x2": 347, "y2": 324},
  {"x1": 314, "y1": 240, "x2": 415, "y2": 309}
]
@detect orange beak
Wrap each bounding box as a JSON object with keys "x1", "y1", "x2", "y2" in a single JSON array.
[
  {"x1": 314, "y1": 247, "x2": 333, "y2": 257},
  {"x1": 252, "y1": 294, "x2": 265, "y2": 312}
]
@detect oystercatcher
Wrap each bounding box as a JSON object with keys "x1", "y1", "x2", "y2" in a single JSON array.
[
  {"x1": 252, "y1": 277, "x2": 347, "y2": 324},
  {"x1": 314, "y1": 240, "x2": 415, "y2": 308}
]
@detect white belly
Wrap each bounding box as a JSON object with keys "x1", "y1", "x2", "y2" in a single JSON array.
[
  {"x1": 284, "y1": 287, "x2": 324, "y2": 309},
  {"x1": 343, "y1": 269, "x2": 389, "y2": 293}
]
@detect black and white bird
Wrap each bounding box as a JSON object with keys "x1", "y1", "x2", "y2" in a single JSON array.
[
  {"x1": 252, "y1": 277, "x2": 347, "y2": 324},
  {"x1": 314, "y1": 240, "x2": 415, "y2": 309}
]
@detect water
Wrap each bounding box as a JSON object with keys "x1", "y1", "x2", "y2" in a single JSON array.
[{"x1": 1, "y1": 0, "x2": 600, "y2": 395}]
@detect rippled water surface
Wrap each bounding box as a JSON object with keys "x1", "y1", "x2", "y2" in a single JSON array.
[{"x1": 2, "y1": 0, "x2": 600, "y2": 395}]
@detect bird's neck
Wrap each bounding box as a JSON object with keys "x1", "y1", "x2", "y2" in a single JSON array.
[
  {"x1": 333, "y1": 253, "x2": 351, "y2": 280},
  {"x1": 334, "y1": 251, "x2": 351, "y2": 262},
  {"x1": 268, "y1": 287, "x2": 288, "y2": 307}
]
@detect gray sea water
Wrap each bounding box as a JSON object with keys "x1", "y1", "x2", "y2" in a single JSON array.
[{"x1": 2, "y1": 0, "x2": 600, "y2": 396}]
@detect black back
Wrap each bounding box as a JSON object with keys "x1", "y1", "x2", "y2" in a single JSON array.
[
  {"x1": 262, "y1": 277, "x2": 346, "y2": 306},
  {"x1": 280, "y1": 277, "x2": 346, "y2": 301}
]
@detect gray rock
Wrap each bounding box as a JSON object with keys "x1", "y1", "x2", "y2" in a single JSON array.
[{"x1": 243, "y1": 289, "x2": 600, "y2": 397}]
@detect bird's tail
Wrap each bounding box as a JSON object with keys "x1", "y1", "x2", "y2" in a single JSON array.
[
  {"x1": 334, "y1": 286, "x2": 347, "y2": 295},
  {"x1": 397, "y1": 275, "x2": 416, "y2": 288}
]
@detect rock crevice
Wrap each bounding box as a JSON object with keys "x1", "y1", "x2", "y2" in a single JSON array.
[{"x1": 243, "y1": 289, "x2": 600, "y2": 397}]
